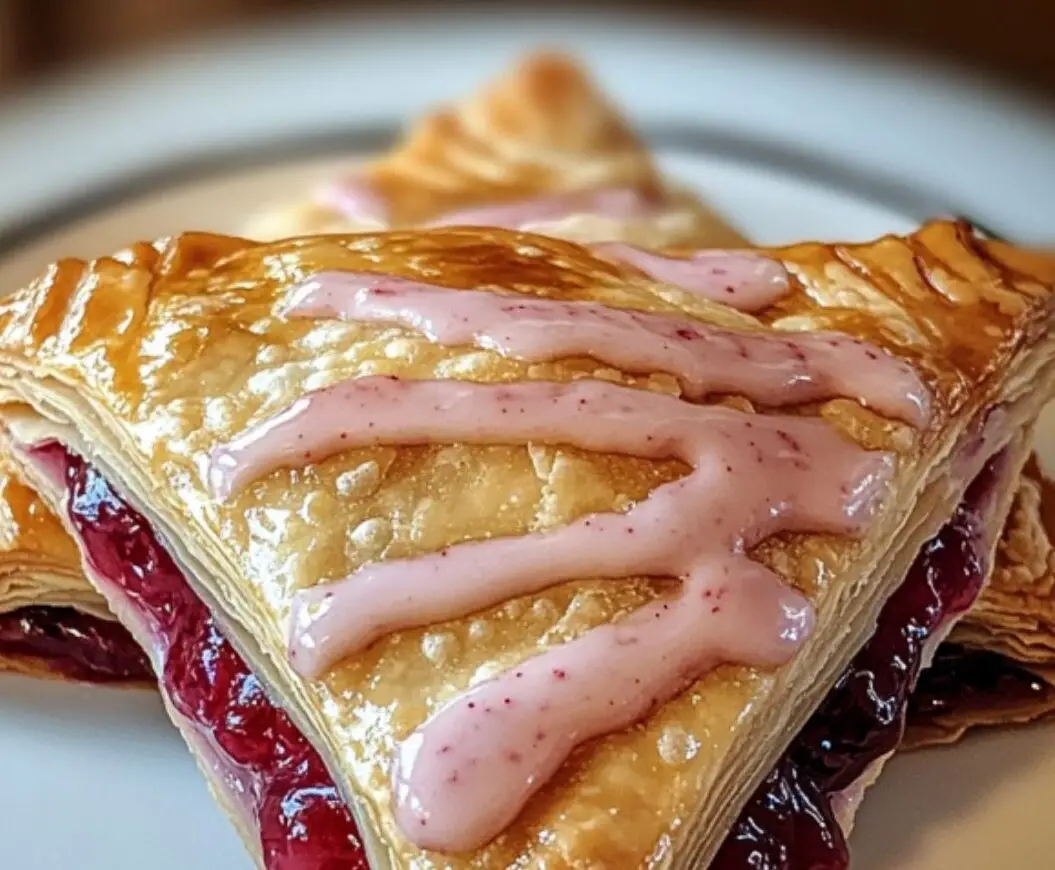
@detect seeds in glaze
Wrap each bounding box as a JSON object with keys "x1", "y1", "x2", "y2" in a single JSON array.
[
  {"x1": 282, "y1": 272, "x2": 930, "y2": 425},
  {"x1": 210, "y1": 375, "x2": 895, "y2": 852},
  {"x1": 315, "y1": 178, "x2": 389, "y2": 225},
  {"x1": 592, "y1": 242, "x2": 791, "y2": 312}
]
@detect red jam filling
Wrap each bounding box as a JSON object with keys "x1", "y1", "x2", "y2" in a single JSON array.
[
  {"x1": 908, "y1": 643, "x2": 1055, "y2": 729},
  {"x1": 33, "y1": 443, "x2": 368, "y2": 870},
  {"x1": 712, "y1": 453, "x2": 1003, "y2": 869},
  {"x1": 0, "y1": 605, "x2": 150, "y2": 683}
]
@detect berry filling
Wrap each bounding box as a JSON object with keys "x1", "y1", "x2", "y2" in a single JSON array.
[
  {"x1": 908, "y1": 643, "x2": 1055, "y2": 732},
  {"x1": 0, "y1": 605, "x2": 150, "y2": 683}
]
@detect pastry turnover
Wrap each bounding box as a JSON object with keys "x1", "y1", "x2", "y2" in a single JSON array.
[
  {"x1": 0, "y1": 220, "x2": 1052, "y2": 869},
  {"x1": 243, "y1": 52, "x2": 747, "y2": 248},
  {"x1": 0, "y1": 50, "x2": 1049, "y2": 868},
  {"x1": 0, "y1": 52, "x2": 746, "y2": 684}
]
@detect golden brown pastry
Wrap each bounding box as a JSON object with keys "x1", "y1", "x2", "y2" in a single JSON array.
[
  {"x1": 957, "y1": 456, "x2": 1055, "y2": 662},
  {"x1": 0, "y1": 453, "x2": 85, "y2": 613},
  {"x1": 243, "y1": 52, "x2": 747, "y2": 248},
  {"x1": 0, "y1": 221, "x2": 1051, "y2": 868},
  {"x1": 0, "y1": 51, "x2": 745, "y2": 686}
]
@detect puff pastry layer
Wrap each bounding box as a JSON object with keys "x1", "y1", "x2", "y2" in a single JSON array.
[
  {"x1": 903, "y1": 456, "x2": 1055, "y2": 746},
  {"x1": 0, "y1": 454, "x2": 87, "y2": 614},
  {"x1": 958, "y1": 456, "x2": 1055, "y2": 662},
  {"x1": 0, "y1": 436, "x2": 151, "y2": 682}
]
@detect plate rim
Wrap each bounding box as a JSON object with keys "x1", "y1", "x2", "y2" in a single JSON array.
[{"x1": 0, "y1": 120, "x2": 1004, "y2": 262}]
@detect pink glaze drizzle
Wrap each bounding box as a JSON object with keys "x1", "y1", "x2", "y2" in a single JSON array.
[
  {"x1": 426, "y1": 187, "x2": 658, "y2": 230},
  {"x1": 281, "y1": 272, "x2": 930, "y2": 426},
  {"x1": 592, "y1": 242, "x2": 790, "y2": 312},
  {"x1": 209, "y1": 375, "x2": 895, "y2": 851},
  {"x1": 315, "y1": 178, "x2": 389, "y2": 225}
]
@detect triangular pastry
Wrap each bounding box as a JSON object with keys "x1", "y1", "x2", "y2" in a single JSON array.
[
  {"x1": 0, "y1": 44, "x2": 1048, "y2": 866},
  {"x1": 0, "y1": 220, "x2": 1051, "y2": 868},
  {"x1": 243, "y1": 52, "x2": 747, "y2": 248}
]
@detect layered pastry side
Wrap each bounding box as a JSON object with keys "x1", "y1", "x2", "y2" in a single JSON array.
[
  {"x1": 904, "y1": 455, "x2": 1055, "y2": 747},
  {"x1": 2, "y1": 223, "x2": 1055, "y2": 869},
  {"x1": 19, "y1": 419, "x2": 1035, "y2": 870},
  {"x1": 0, "y1": 456, "x2": 148, "y2": 682},
  {"x1": 955, "y1": 455, "x2": 1055, "y2": 661}
]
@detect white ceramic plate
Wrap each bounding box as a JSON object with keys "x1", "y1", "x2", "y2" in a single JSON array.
[{"x1": 1, "y1": 10, "x2": 1054, "y2": 869}]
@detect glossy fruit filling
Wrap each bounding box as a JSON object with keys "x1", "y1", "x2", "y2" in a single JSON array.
[
  {"x1": 32, "y1": 442, "x2": 368, "y2": 870},
  {"x1": 908, "y1": 643, "x2": 1055, "y2": 734},
  {"x1": 712, "y1": 453, "x2": 1005, "y2": 869},
  {"x1": 0, "y1": 605, "x2": 150, "y2": 683}
]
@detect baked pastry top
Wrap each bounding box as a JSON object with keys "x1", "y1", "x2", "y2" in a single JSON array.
[
  {"x1": 244, "y1": 52, "x2": 747, "y2": 248},
  {"x1": 1, "y1": 221, "x2": 1053, "y2": 868}
]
